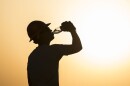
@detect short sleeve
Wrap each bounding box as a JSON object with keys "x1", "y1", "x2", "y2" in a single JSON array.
[{"x1": 51, "y1": 44, "x2": 77, "y2": 55}]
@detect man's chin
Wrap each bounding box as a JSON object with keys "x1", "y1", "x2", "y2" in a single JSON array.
[
  {"x1": 51, "y1": 37, "x2": 54, "y2": 41},
  {"x1": 52, "y1": 37, "x2": 54, "y2": 40}
]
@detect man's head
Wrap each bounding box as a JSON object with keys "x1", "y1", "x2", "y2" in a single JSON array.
[{"x1": 27, "y1": 20, "x2": 54, "y2": 44}]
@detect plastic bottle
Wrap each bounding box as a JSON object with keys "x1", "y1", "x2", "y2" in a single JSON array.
[{"x1": 52, "y1": 26, "x2": 62, "y2": 34}]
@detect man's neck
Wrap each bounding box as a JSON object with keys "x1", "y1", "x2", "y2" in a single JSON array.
[{"x1": 38, "y1": 42, "x2": 50, "y2": 46}]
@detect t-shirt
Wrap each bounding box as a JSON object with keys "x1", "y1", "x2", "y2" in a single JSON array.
[{"x1": 27, "y1": 44, "x2": 76, "y2": 86}]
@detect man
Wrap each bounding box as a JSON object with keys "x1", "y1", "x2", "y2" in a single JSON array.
[{"x1": 27, "y1": 20, "x2": 82, "y2": 86}]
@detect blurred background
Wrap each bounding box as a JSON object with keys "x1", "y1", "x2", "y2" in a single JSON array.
[{"x1": 0, "y1": 0, "x2": 130, "y2": 86}]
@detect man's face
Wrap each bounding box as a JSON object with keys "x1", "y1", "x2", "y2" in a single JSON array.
[
  {"x1": 40, "y1": 26, "x2": 54, "y2": 41},
  {"x1": 47, "y1": 28, "x2": 54, "y2": 41}
]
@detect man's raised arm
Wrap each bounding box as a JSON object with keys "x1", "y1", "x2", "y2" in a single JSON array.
[{"x1": 60, "y1": 21, "x2": 82, "y2": 54}]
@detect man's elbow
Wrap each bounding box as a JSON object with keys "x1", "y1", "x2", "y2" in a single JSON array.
[
  {"x1": 75, "y1": 45, "x2": 82, "y2": 53},
  {"x1": 79, "y1": 46, "x2": 83, "y2": 52}
]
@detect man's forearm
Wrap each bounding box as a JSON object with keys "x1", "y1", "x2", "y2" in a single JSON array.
[{"x1": 70, "y1": 30, "x2": 82, "y2": 51}]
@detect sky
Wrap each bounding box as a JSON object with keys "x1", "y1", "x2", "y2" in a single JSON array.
[{"x1": 0, "y1": 0, "x2": 130, "y2": 86}]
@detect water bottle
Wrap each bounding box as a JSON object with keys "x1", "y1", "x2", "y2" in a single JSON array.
[
  {"x1": 53, "y1": 21, "x2": 73, "y2": 34},
  {"x1": 52, "y1": 26, "x2": 62, "y2": 34}
]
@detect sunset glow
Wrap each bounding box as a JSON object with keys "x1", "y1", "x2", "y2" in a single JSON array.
[{"x1": 0, "y1": 0, "x2": 130, "y2": 86}]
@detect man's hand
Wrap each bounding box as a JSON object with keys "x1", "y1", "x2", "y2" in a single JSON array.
[{"x1": 60, "y1": 21, "x2": 76, "y2": 32}]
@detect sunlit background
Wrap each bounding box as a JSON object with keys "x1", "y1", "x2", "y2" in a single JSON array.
[{"x1": 0, "y1": 0, "x2": 130, "y2": 86}]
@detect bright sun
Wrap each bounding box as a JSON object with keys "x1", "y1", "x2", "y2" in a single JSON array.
[{"x1": 73, "y1": 0, "x2": 130, "y2": 68}]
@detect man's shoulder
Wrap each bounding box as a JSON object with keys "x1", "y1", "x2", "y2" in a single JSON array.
[
  {"x1": 50, "y1": 44, "x2": 64, "y2": 50},
  {"x1": 51, "y1": 44, "x2": 63, "y2": 47}
]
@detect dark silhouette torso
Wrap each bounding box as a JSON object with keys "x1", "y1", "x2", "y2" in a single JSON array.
[{"x1": 27, "y1": 44, "x2": 71, "y2": 86}]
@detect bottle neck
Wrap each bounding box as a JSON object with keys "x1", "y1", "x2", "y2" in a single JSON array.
[{"x1": 52, "y1": 26, "x2": 62, "y2": 34}]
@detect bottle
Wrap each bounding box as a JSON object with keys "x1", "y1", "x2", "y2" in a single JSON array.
[{"x1": 52, "y1": 26, "x2": 62, "y2": 34}]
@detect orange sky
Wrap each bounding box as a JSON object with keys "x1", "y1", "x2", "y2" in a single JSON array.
[{"x1": 0, "y1": 0, "x2": 130, "y2": 86}]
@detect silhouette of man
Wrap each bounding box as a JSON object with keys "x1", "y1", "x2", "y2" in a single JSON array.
[{"x1": 27, "y1": 20, "x2": 82, "y2": 86}]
